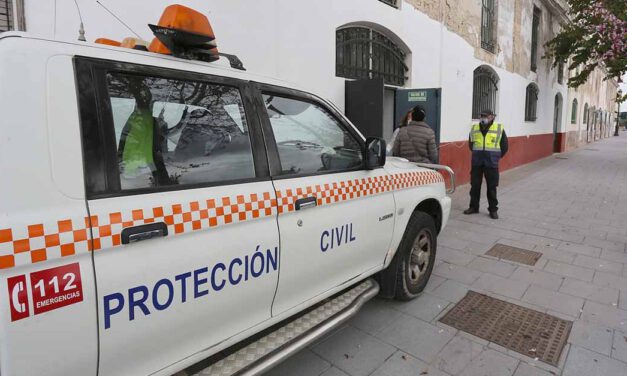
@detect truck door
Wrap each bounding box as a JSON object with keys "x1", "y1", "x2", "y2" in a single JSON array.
[
  {"x1": 254, "y1": 84, "x2": 396, "y2": 315},
  {"x1": 75, "y1": 59, "x2": 279, "y2": 376}
]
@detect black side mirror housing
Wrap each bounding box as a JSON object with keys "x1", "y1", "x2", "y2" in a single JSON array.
[{"x1": 364, "y1": 137, "x2": 386, "y2": 170}]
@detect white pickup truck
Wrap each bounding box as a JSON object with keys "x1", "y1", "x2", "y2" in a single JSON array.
[{"x1": 0, "y1": 19, "x2": 452, "y2": 376}]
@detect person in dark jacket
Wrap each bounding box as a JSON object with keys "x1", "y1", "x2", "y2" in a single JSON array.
[
  {"x1": 391, "y1": 105, "x2": 438, "y2": 163},
  {"x1": 464, "y1": 109, "x2": 508, "y2": 219}
]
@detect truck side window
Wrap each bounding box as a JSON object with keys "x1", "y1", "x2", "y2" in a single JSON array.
[
  {"x1": 262, "y1": 94, "x2": 363, "y2": 175},
  {"x1": 106, "y1": 73, "x2": 255, "y2": 190}
]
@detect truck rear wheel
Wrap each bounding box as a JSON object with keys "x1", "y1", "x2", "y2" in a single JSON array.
[{"x1": 387, "y1": 211, "x2": 437, "y2": 301}]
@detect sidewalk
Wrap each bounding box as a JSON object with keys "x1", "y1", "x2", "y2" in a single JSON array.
[{"x1": 265, "y1": 134, "x2": 627, "y2": 376}]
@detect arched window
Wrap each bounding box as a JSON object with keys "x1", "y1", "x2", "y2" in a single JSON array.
[
  {"x1": 583, "y1": 103, "x2": 589, "y2": 123},
  {"x1": 524, "y1": 83, "x2": 539, "y2": 121},
  {"x1": 472, "y1": 66, "x2": 499, "y2": 119},
  {"x1": 571, "y1": 99, "x2": 578, "y2": 124},
  {"x1": 336, "y1": 26, "x2": 408, "y2": 86}
]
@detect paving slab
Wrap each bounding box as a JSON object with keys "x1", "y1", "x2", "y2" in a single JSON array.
[
  {"x1": 432, "y1": 335, "x2": 485, "y2": 375},
  {"x1": 393, "y1": 292, "x2": 450, "y2": 322},
  {"x1": 559, "y1": 278, "x2": 620, "y2": 307},
  {"x1": 568, "y1": 320, "x2": 614, "y2": 356},
  {"x1": 370, "y1": 351, "x2": 449, "y2": 376},
  {"x1": 611, "y1": 330, "x2": 627, "y2": 364},
  {"x1": 510, "y1": 267, "x2": 565, "y2": 291},
  {"x1": 433, "y1": 262, "x2": 482, "y2": 285},
  {"x1": 522, "y1": 284, "x2": 584, "y2": 317},
  {"x1": 563, "y1": 345, "x2": 627, "y2": 376},
  {"x1": 458, "y1": 349, "x2": 519, "y2": 376},
  {"x1": 312, "y1": 326, "x2": 396, "y2": 376},
  {"x1": 467, "y1": 256, "x2": 518, "y2": 278},
  {"x1": 544, "y1": 260, "x2": 594, "y2": 282},
  {"x1": 472, "y1": 272, "x2": 530, "y2": 300},
  {"x1": 375, "y1": 313, "x2": 455, "y2": 363}
]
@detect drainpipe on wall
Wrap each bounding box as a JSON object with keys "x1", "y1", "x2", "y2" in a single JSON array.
[{"x1": 11, "y1": 0, "x2": 26, "y2": 31}]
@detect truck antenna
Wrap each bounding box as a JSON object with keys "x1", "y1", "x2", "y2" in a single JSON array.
[
  {"x1": 96, "y1": 0, "x2": 142, "y2": 39},
  {"x1": 73, "y1": 0, "x2": 86, "y2": 41}
]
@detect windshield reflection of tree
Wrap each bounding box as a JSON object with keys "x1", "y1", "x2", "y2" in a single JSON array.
[
  {"x1": 264, "y1": 96, "x2": 361, "y2": 174},
  {"x1": 109, "y1": 75, "x2": 254, "y2": 186}
]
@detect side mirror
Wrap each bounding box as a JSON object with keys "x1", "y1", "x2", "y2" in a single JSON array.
[{"x1": 364, "y1": 137, "x2": 386, "y2": 170}]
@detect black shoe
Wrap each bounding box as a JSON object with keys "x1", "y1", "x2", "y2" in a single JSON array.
[
  {"x1": 464, "y1": 208, "x2": 479, "y2": 215},
  {"x1": 489, "y1": 211, "x2": 499, "y2": 219}
]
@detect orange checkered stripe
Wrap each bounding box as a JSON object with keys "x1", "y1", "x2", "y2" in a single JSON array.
[
  {"x1": 0, "y1": 170, "x2": 442, "y2": 270},
  {"x1": 276, "y1": 170, "x2": 442, "y2": 213}
]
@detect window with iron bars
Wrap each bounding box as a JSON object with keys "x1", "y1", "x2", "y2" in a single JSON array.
[
  {"x1": 0, "y1": 0, "x2": 14, "y2": 32},
  {"x1": 336, "y1": 26, "x2": 408, "y2": 86},
  {"x1": 571, "y1": 99, "x2": 578, "y2": 124},
  {"x1": 525, "y1": 83, "x2": 539, "y2": 122},
  {"x1": 557, "y1": 62, "x2": 564, "y2": 84},
  {"x1": 530, "y1": 7, "x2": 541, "y2": 72},
  {"x1": 378, "y1": 0, "x2": 399, "y2": 8},
  {"x1": 481, "y1": 0, "x2": 496, "y2": 53},
  {"x1": 472, "y1": 66, "x2": 499, "y2": 119}
]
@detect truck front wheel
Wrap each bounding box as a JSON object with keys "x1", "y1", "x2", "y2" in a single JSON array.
[{"x1": 384, "y1": 211, "x2": 437, "y2": 301}]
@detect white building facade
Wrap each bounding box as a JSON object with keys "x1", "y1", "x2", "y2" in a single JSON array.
[{"x1": 4, "y1": 0, "x2": 618, "y2": 183}]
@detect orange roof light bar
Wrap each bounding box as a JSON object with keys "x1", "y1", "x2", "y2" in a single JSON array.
[
  {"x1": 146, "y1": 4, "x2": 245, "y2": 70},
  {"x1": 148, "y1": 4, "x2": 218, "y2": 59},
  {"x1": 95, "y1": 38, "x2": 122, "y2": 47}
]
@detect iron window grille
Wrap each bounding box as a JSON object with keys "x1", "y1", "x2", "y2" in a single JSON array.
[
  {"x1": 472, "y1": 66, "x2": 499, "y2": 119},
  {"x1": 525, "y1": 83, "x2": 539, "y2": 122},
  {"x1": 481, "y1": 0, "x2": 496, "y2": 53},
  {"x1": 571, "y1": 99, "x2": 578, "y2": 124},
  {"x1": 378, "y1": 0, "x2": 399, "y2": 8},
  {"x1": 530, "y1": 7, "x2": 541, "y2": 72},
  {"x1": 336, "y1": 26, "x2": 408, "y2": 87},
  {"x1": 0, "y1": 0, "x2": 13, "y2": 32}
]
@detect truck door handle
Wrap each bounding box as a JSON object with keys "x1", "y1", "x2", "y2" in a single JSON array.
[
  {"x1": 295, "y1": 196, "x2": 317, "y2": 211},
  {"x1": 121, "y1": 222, "x2": 168, "y2": 244}
]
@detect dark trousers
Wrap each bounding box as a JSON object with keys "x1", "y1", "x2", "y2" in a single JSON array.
[{"x1": 469, "y1": 166, "x2": 499, "y2": 212}]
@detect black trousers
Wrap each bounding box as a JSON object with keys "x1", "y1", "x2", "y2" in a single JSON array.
[{"x1": 469, "y1": 166, "x2": 499, "y2": 212}]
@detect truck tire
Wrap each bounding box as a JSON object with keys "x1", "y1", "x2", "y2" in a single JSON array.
[{"x1": 388, "y1": 211, "x2": 437, "y2": 301}]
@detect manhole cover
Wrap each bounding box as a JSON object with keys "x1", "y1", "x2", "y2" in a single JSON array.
[
  {"x1": 485, "y1": 244, "x2": 542, "y2": 266},
  {"x1": 439, "y1": 291, "x2": 572, "y2": 366}
]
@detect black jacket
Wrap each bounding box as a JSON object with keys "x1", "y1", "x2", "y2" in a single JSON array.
[{"x1": 468, "y1": 123, "x2": 508, "y2": 167}]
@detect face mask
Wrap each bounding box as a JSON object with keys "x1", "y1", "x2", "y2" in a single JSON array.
[{"x1": 480, "y1": 118, "x2": 489, "y2": 125}]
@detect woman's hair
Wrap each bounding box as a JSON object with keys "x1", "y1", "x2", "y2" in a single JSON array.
[
  {"x1": 399, "y1": 110, "x2": 412, "y2": 127},
  {"x1": 412, "y1": 105, "x2": 426, "y2": 122}
]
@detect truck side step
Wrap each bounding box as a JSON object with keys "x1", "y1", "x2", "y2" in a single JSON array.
[{"x1": 187, "y1": 279, "x2": 379, "y2": 376}]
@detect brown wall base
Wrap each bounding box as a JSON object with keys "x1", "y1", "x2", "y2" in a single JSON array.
[{"x1": 439, "y1": 133, "x2": 557, "y2": 186}]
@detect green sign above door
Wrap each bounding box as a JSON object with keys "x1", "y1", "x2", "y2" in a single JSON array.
[{"x1": 408, "y1": 91, "x2": 427, "y2": 102}]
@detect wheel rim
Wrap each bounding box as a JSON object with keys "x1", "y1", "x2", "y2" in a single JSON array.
[{"x1": 409, "y1": 229, "x2": 431, "y2": 284}]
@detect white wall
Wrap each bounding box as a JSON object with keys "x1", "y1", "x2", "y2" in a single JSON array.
[{"x1": 23, "y1": 0, "x2": 565, "y2": 142}]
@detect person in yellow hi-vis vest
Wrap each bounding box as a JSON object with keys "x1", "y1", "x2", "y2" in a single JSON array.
[{"x1": 463, "y1": 109, "x2": 508, "y2": 219}]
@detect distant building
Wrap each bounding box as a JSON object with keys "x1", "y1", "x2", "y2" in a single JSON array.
[{"x1": 4, "y1": 0, "x2": 619, "y2": 183}]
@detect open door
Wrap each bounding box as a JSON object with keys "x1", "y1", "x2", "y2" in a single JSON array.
[
  {"x1": 395, "y1": 88, "x2": 441, "y2": 152},
  {"x1": 345, "y1": 78, "x2": 384, "y2": 138}
]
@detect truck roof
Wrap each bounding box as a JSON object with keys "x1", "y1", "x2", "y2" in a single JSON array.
[{"x1": 0, "y1": 32, "x2": 308, "y2": 94}]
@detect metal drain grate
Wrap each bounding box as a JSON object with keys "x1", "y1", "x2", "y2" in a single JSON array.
[
  {"x1": 485, "y1": 244, "x2": 542, "y2": 266},
  {"x1": 439, "y1": 291, "x2": 572, "y2": 366},
  {"x1": 555, "y1": 156, "x2": 569, "y2": 160}
]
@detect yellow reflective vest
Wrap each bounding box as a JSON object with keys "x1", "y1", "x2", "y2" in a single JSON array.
[{"x1": 470, "y1": 123, "x2": 503, "y2": 152}]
